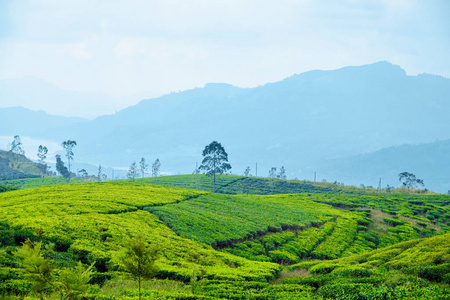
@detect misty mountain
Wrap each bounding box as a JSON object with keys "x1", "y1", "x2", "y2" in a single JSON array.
[
  {"x1": 2, "y1": 61, "x2": 450, "y2": 190},
  {"x1": 0, "y1": 76, "x2": 154, "y2": 119},
  {"x1": 0, "y1": 107, "x2": 87, "y2": 136},
  {"x1": 316, "y1": 139, "x2": 450, "y2": 193}
]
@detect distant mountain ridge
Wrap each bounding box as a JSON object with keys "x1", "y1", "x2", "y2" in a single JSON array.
[
  {"x1": 0, "y1": 106, "x2": 87, "y2": 136},
  {"x1": 1, "y1": 61, "x2": 450, "y2": 191},
  {"x1": 317, "y1": 139, "x2": 450, "y2": 193}
]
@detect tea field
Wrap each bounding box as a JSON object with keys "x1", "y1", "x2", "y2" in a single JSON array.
[{"x1": 0, "y1": 179, "x2": 449, "y2": 299}]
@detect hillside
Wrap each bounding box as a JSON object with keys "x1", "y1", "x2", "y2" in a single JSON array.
[
  {"x1": 0, "y1": 180, "x2": 449, "y2": 298},
  {"x1": 0, "y1": 150, "x2": 47, "y2": 180},
  {"x1": 316, "y1": 138, "x2": 450, "y2": 193},
  {"x1": 2, "y1": 62, "x2": 450, "y2": 189}
]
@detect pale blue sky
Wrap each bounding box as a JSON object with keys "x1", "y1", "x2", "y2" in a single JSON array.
[{"x1": 0, "y1": 0, "x2": 449, "y2": 117}]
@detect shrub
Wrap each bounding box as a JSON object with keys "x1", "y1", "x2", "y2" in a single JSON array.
[
  {"x1": 383, "y1": 218, "x2": 405, "y2": 227},
  {"x1": 309, "y1": 262, "x2": 342, "y2": 275},
  {"x1": 331, "y1": 266, "x2": 373, "y2": 278}
]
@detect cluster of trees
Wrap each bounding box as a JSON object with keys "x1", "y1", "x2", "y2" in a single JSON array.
[
  {"x1": 14, "y1": 234, "x2": 159, "y2": 300},
  {"x1": 14, "y1": 238, "x2": 94, "y2": 299},
  {"x1": 268, "y1": 166, "x2": 286, "y2": 180},
  {"x1": 9, "y1": 135, "x2": 25, "y2": 155},
  {"x1": 127, "y1": 158, "x2": 161, "y2": 181},
  {"x1": 8, "y1": 136, "x2": 430, "y2": 193},
  {"x1": 56, "y1": 140, "x2": 77, "y2": 181}
]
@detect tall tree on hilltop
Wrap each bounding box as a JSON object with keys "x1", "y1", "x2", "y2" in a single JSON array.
[
  {"x1": 152, "y1": 159, "x2": 161, "y2": 177},
  {"x1": 128, "y1": 161, "x2": 138, "y2": 181},
  {"x1": 140, "y1": 157, "x2": 148, "y2": 178},
  {"x1": 37, "y1": 145, "x2": 49, "y2": 176},
  {"x1": 278, "y1": 166, "x2": 287, "y2": 180},
  {"x1": 199, "y1": 141, "x2": 231, "y2": 192},
  {"x1": 98, "y1": 165, "x2": 103, "y2": 182},
  {"x1": 244, "y1": 166, "x2": 251, "y2": 177},
  {"x1": 398, "y1": 172, "x2": 424, "y2": 189},
  {"x1": 61, "y1": 140, "x2": 77, "y2": 173},
  {"x1": 269, "y1": 167, "x2": 277, "y2": 194},
  {"x1": 9, "y1": 135, "x2": 25, "y2": 155}
]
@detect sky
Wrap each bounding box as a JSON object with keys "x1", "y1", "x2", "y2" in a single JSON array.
[{"x1": 0, "y1": 0, "x2": 449, "y2": 118}]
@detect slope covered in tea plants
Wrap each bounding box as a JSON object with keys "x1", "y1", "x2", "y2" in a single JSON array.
[
  {"x1": 149, "y1": 191, "x2": 449, "y2": 265},
  {"x1": 139, "y1": 174, "x2": 337, "y2": 195},
  {"x1": 1, "y1": 180, "x2": 449, "y2": 299},
  {"x1": 0, "y1": 182, "x2": 281, "y2": 297},
  {"x1": 282, "y1": 232, "x2": 450, "y2": 299}
]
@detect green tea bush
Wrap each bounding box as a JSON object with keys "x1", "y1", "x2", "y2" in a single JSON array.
[
  {"x1": 309, "y1": 262, "x2": 343, "y2": 275},
  {"x1": 331, "y1": 266, "x2": 373, "y2": 278}
]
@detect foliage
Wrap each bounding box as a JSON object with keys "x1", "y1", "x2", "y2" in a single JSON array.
[
  {"x1": 61, "y1": 140, "x2": 77, "y2": 173},
  {"x1": 55, "y1": 155, "x2": 70, "y2": 180},
  {"x1": 152, "y1": 159, "x2": 161, "y2": 177},
  {"x1": 127, "y1": 161, "x2": 138, "y2": 181},
  {"x1": 399, "y1": 171, "x2": 424, "y2": 189},
  {"x1": 139, "y1": 158, "x2": 148, "y2": 178},
  {"x1": 199, "y1": 141, "x2": 231, "y2": 192},
  {"x1": 14, "y1": 239, "x2": 56, "y2": 299},
  {"x1": 58, "y1": 262, "x2": 95, "y2": 299},
  {"x1": 121, "y1": 235, "x2": 160, "y2": 300},
  {"x1": 9, "y1": 135, "x2": 25, "y2": 155}
]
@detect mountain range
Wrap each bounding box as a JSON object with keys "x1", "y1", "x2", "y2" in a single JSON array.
[{"x1": 1, "y1": 61, "x2": 450, "y2": 191}]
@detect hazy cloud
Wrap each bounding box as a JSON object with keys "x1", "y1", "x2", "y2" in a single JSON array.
[{"x1": 1, "y1": 0, "x2": 449, "y2": 117}]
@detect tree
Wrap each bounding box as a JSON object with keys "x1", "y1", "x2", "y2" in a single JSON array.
[
  {"x1": 78, "y1": 169, "x2": 88, "y2": 178},
  {"x1": 244, "y1": 166, "x2": 251, "y2": 177},
  {"x1": 10, "y1": 135, "x2": 25, "y2": 155},
  {"x1": 139, "y1": 158, "x2": 148, "y2": 178},
  {"x1": 61, "y1": 140, "x2": 77, "y2": 173},
  {"x1": 152, "y1": 159, "x2": 161, "y2": 177},
  {"x1": 56, "y1": 154, "x2": 70, "y2": 181},
  {"x1": 268, "y1": 167, "x2": 277, "y2": 194},
  {"x1": 15, "y1": 239, "x2": 94, "y2": 300},
  {"x1": 278, "y1": 166, "x2": 286, "y2": 180},
  {"x1": 58, "y1": 262, "x2": 94, "y2": 300},
  {"x1": 268, "y1": 167, "x2": 277, "y2": 179},
  {"x1": 199, "y1": 141, "x2": 231, "y2": 192},
  {"x1": 97, "y1": 165, "x2": 103, "y2": 182},
  {"x1": 128, "y1": 161, "x2": 138, "y2": 181},
  {"x1": 398, "y1": 172, "x2": 424, "y2": 189},
  {"x1": 121, "y1": 235, "x2": 160, "y2": 300},
  {"x1": 37, "y1": 145, "x2": 48, "y2": 164},
  {"x1": 14, "y1": 239, "x2": 55, "y2": 300},
  {"x1": 37, "y1": 145, "x2": 49, "y2": 176},
  {"x1": 152, "y1": 158, "x2": 161, "y2": 177}
]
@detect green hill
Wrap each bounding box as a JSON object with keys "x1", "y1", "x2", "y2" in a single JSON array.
[
  {"x1": 138, "y1": 174, "x2": 395, "y2": 195},
  {"x1": 0, "y1": 180, "x2": 449, "y2": 299},
  {"x1": 0, "y1": 150, "x2": 47, "y2": 181}
]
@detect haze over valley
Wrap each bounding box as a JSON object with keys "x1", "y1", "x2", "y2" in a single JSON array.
[{"x1": 2, "y1": 61, "x2": 450, "y2": 192}]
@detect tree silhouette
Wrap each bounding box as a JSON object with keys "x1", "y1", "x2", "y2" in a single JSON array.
[
  {"x1": 199, "y1": 141, "x2": 231, "y2": 192},
  {"x1": 10, "y1": 135, "x2": 25, "y2": 155},
  {"x1": 61, "y1": 140, "x2": 77, "y2": 173},
  {"x1": 398, "y1": 172, "x2": 424, "y2": 189},
  {"x1": 128, "y1": 161, "x2": 138, "y2": 181}
]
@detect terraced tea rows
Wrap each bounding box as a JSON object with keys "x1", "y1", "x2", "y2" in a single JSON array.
[{"x1": 1, "y1": 179, "x2": 449, "y2": 299}]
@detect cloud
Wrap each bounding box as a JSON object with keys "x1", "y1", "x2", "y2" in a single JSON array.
[{"x1": 0, "y1": 0, "x2": 449, "y2": 116}]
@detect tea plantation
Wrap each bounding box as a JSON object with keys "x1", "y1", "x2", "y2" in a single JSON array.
[{"x1": 0, "y1": 177, "x2": 449, "y2": 299}]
